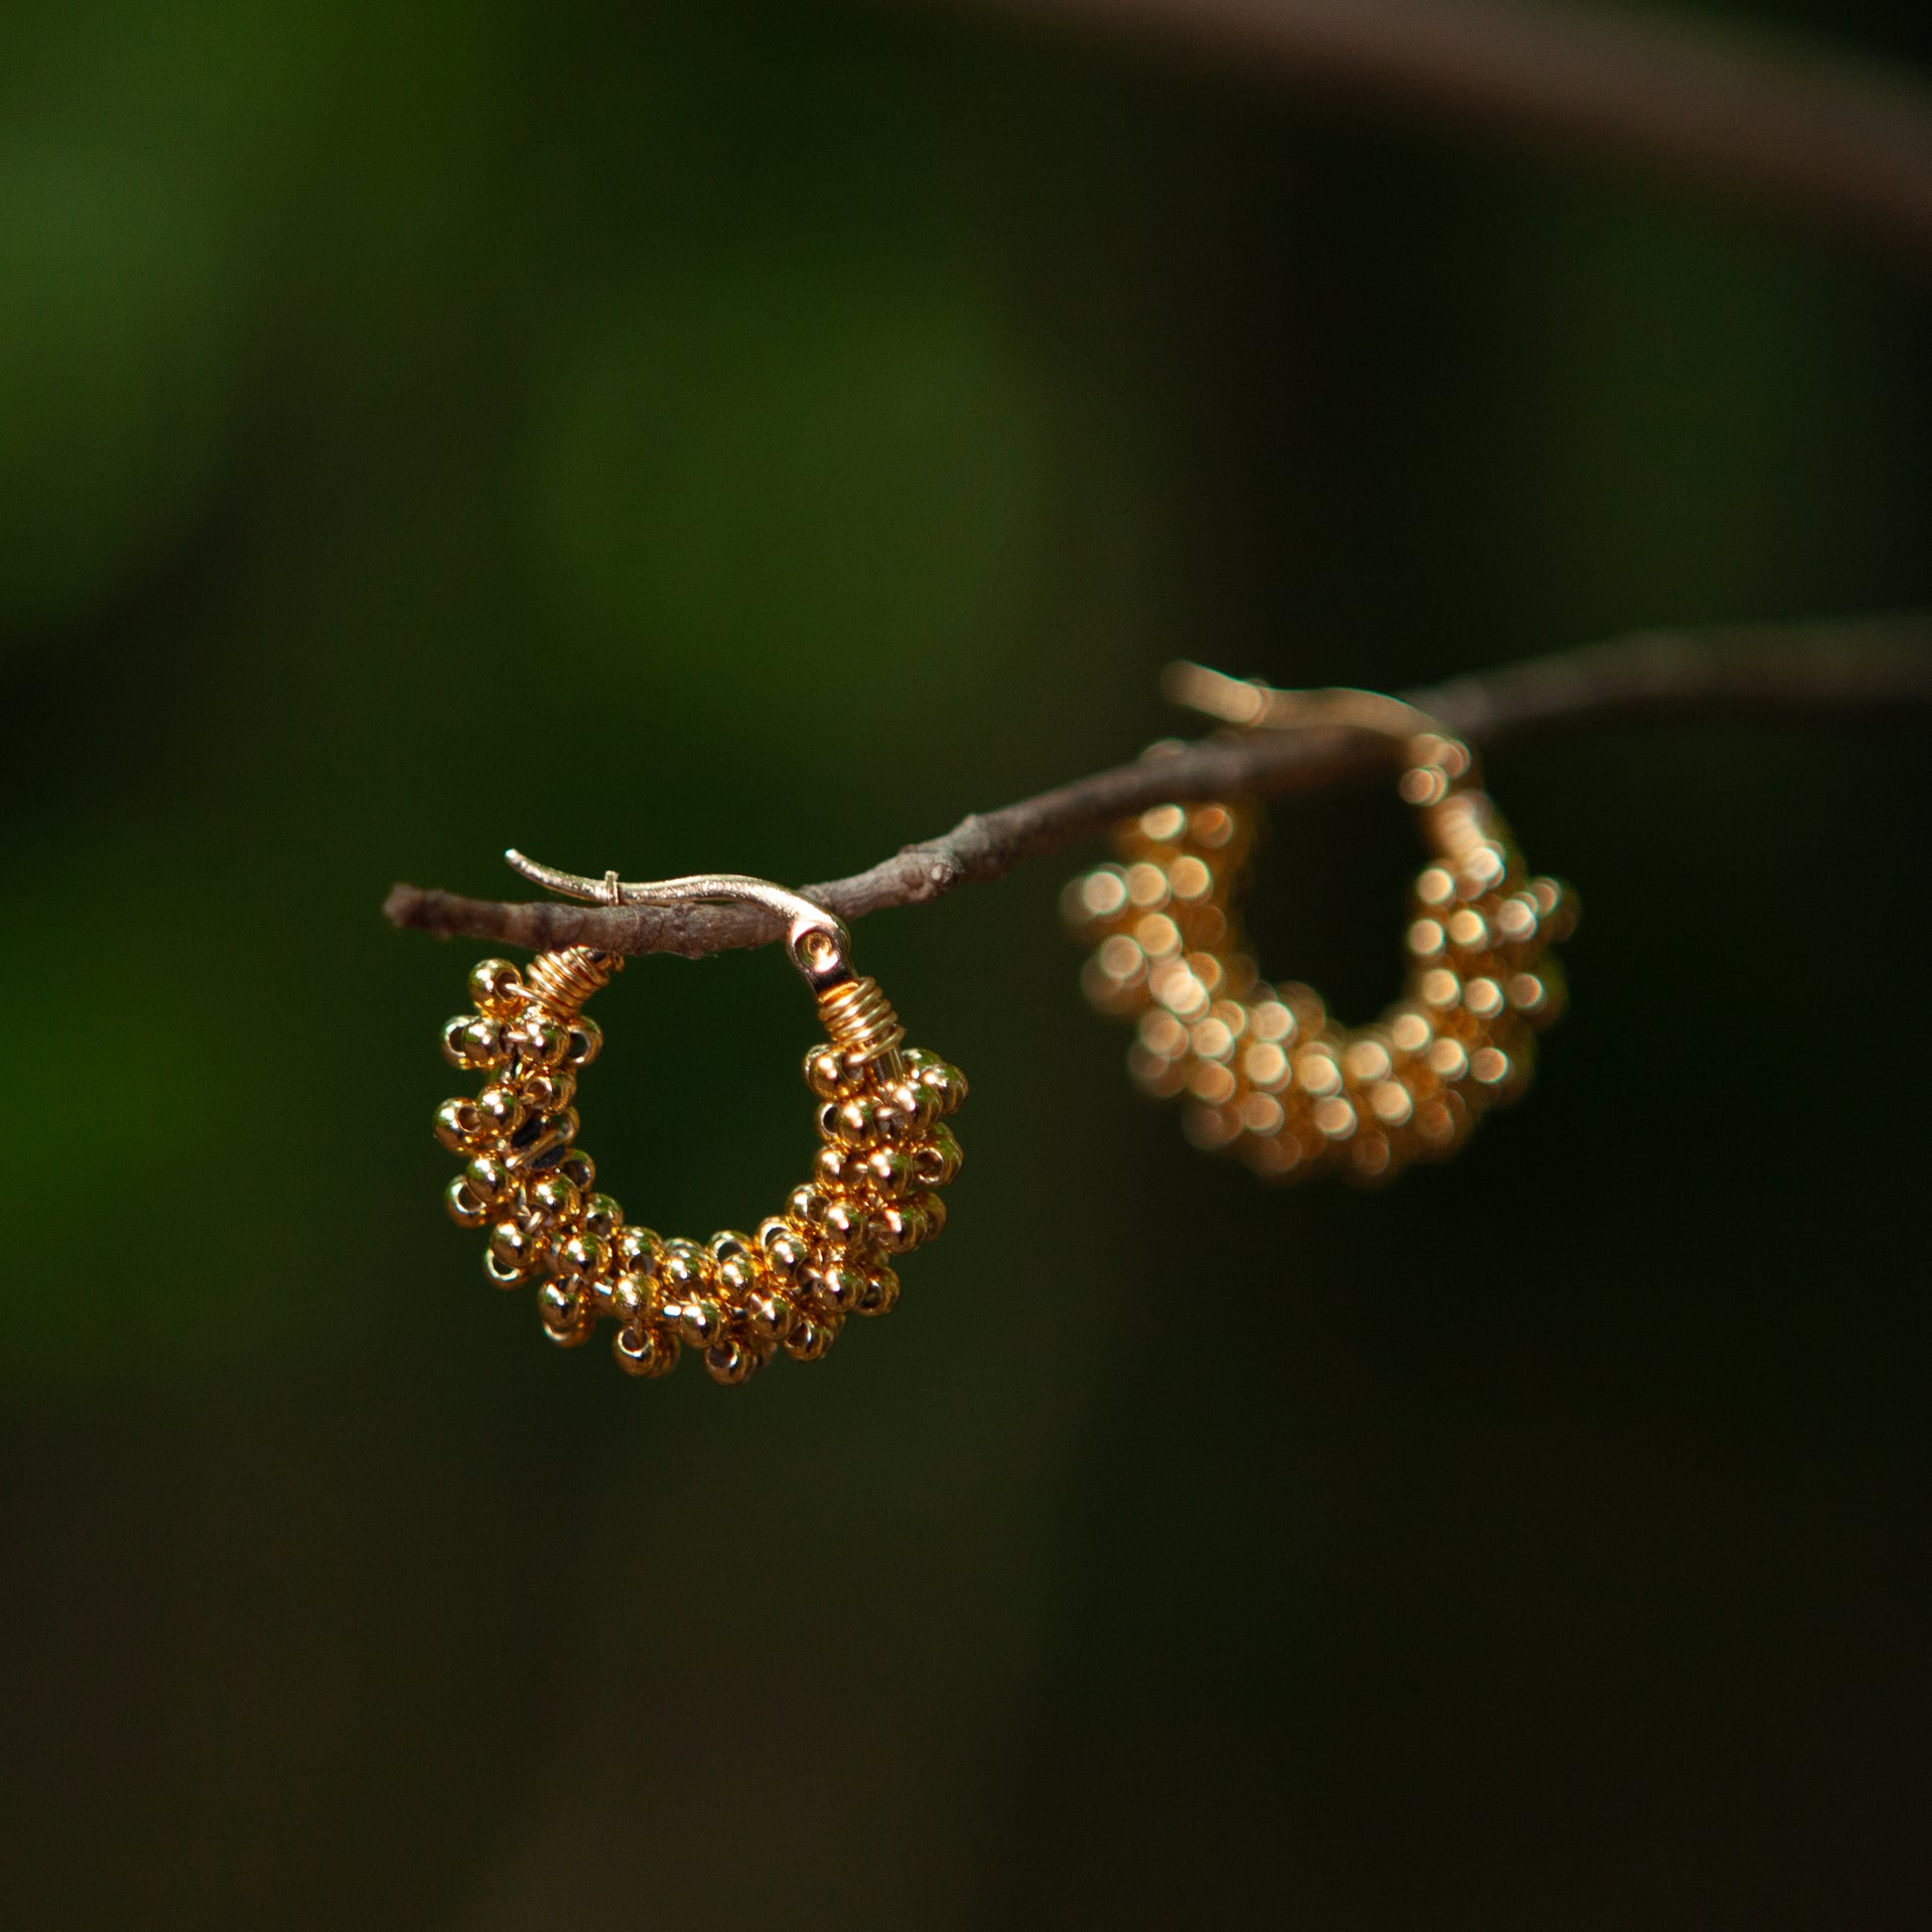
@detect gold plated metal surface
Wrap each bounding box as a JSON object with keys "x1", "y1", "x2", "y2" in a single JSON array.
[
  {"x1": 1066, "y1": 668, "x2": 1576, "y2": 1183},
  {"x1": 438, "y1": 866, "x2": 964, "y2": 1384}
]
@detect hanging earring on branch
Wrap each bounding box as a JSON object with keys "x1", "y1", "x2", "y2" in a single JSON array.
[
  {"x1": 1065, "y1": 664, "x2": 1577, "y2": 1183},
  {"x1": 436, "y1": 861, "x2": 965, "y2": 1384}
]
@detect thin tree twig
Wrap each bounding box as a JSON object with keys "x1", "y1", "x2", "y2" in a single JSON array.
[
  {"x1": 917, "y1": 0, "x2": 1932, "y2": 270},
  {"x1": 385, "y1": 614, "x2": 1932, "y2": 961}
]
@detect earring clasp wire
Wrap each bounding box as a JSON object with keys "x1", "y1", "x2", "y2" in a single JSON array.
[{"x1": 502, "y1": 851, "x2": 852, "y2": 986}]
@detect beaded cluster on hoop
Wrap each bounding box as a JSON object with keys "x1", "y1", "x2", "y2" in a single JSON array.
[
  {"x1": 436, "y1": 946, "x2": 964, "y2": 1384},
  {"x1": 1065, "y1": 728, "x2": 1575, "y2": 1183}
]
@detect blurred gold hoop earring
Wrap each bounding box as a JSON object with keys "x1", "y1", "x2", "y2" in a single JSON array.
[
  {"x1": 1065, "y1": 665, "x2": 1575, "y2": 1183},
  {"x1": 436, "y1": 863, "x2": 964, "y2": 1384}
]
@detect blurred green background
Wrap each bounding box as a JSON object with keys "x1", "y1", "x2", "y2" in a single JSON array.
[{"x1": 4, "y1": 0, "x2": 1930, "y2": 1925}]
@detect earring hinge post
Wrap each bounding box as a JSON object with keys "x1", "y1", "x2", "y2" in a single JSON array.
[
  {"x1": 501, "y1": 852, "x2": 852, "y2": 983},
  {"x1": 1161, "y1": 661, "x2": 1444, "y2": 742}
]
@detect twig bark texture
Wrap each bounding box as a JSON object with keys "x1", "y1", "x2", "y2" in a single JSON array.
[
  {"x1": 385, "y1": 615, "x2": 1932, "y2": 961},
  {"x1": 928, "y1": 0, "x2": 1932, "y2": 271}
]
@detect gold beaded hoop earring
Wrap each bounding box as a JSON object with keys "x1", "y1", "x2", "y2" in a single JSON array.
[
  {"x1": 1065, "y1": 665, "x2": 1575, "y2": 1184},
  {"x1": 436, "y1": 862, "x2": 964, "y2": 1385}
]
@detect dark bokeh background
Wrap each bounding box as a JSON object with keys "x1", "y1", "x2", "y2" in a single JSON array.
[{"x1": 4, "y1": 1, "x2": 1930, "y2": 1925}]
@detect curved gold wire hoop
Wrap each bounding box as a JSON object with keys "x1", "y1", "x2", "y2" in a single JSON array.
[
  {"x1": 1066, "y1": 668, "x2": 1577, "y2": 1183},
  {"x1": 436, "y1": 861, "x2": 965, "y2": 1384}
]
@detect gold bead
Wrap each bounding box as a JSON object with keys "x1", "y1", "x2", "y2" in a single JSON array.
[
  {"x1": 1065, "y1": 867, "x2": 1128, "y2": 926},
  {"x1": 465, "y1": 1153, "x2": 510, "y2": 1204},
  {"x1": 526, "y1": 1173, "x2": 581, "y2": 1226},
  {"x1": 759, "y1": 1221, "x2": 812, "y2": 1285},
  {"x1": 614, "y1": 1322, "x2": 678, "y2": 1378},
  {"x1": 803, "y1": 1044, "x2": 851, "y2": 1100},
  {"x1": 1388, "y1": 1010, "x2": 1433, "y2": 1054},
  {"x1": 1249, "y1": 998, "x2": 1298, "y2": 1042},
  {"x1": 1458, "y1": 846, "x2": 1506, "y2": 893},
  {"x1": 822, "y1": 1197, "x2": 872, "y2": 1247},
  {"x1": 740, "y1": 1288, "x2": 794, "y2": 1344},
  {"x1": 434, "y1": 1098, "x2": 482, "y2": 1154},
  {"x1": 487, "y1": 1219, "x2": 536, "y2": 1279},
  {"x1": 1341, "y1": 1038, "x2": 1392, "y2": 1085},
  {"x1": 1463, "y1": 977, "x2": 1504, "y2": 1019},
  {"x1": 1168, "y1": 854, "x2": 1212, "y2": 900},
  {"x1": 917, "y1": 1061, "x2": 967, "y2": 1116},
  {"x1": 1190, "y1": 1014, "x2": 1237, "y2": 1062},
  {"x1": 710, "y1": 1232, "x2": 761, "y2": 1300},
  {"x1": 909, "y1": 1123, "x2": 963, "y2": 1187},
  {"x1": 468, "y1": 959, "x2": 525, "y2": 1013},
  {"x1": 554, "y1": 1235, "x2": 605, "y2": 1285},
  {"x1": 1535, "y1": 878, "x2": 1580, "y2": 940},
  {"x1": 703, "y1": 1338, "x2": 760, "y2": 1386},
  {"x1": 1469, "y1": 1046, "x2": 1510, "y2": 1085},
  {"x1": 582, "y1": 1192, "x2": 623, "y2": 1242},
  {"x1": 862, "y1": 1148, "x2": 913, "y2": 1196},
  {"x1": 668, "y1": 1236, "x2": 722, "y2": 1298},
  {"x1": 782, "y1": 1313, "x2": 841, "y2": 1361},
  {"x1": 519, "y1": 1069, "x2": 577, "y2": 1119},
  {"x1": 874, "y1": 1197, "x2": 938, "y2": 1253},
  {"x1": 1186, "y1": 802, "x2": 1238, "y2": 847},
  {"x1": 855, "y1": 1266, "x2": 900, "y2": 1316},
  {"x1": 911, "y1": 1189, "x2": 946, "y2": 1238},
  {"x1": 506, "y1": 1011, "x2": 571, "y2": 1068},
  {"x1": 1119, "y1": 862, "x2": 1166, "y2": 912},
  {"x1": 1506, "y1": 971, "x2": 1549, "y2": 1015},
  {"x1": 537, "y1": 1281, "x2": 595, "y2": 1346},
  {"x1": 808, "y1": 1264, "x2": 866, "y2": 1314},
  {"x1": 608, "y1": 1272, "x2": 647, "y2": 1323},
  {"x1": 661, "y1": 1297, "x2": 726, "y2": 1347},
  {"x1": 1241, "y1": 1040, "x2": 1290, "y2": 1090},
  {"x1": 1368, "y1": 1080, "x2": 1414, "y2": 1127},
  {"x1": 1400, "y1": 763, "x2": 1449, "y2": 807},
  {"x1": 1494, "y1": 897, "x2": 1538, "y2": 943},
  {"x1": 442, "y1": 1015, "x2": 500, "y2": 1071},
  {"x1": 618, "y1": 1224, "x2": 664, "y2": 1271},
  {"x1": 445, "y1": 1177, "x2": 489, "y2": 1229},
  {"x1": 787, "y1": 1183, "x2": 830, "y2": 1228},
  {"x1": 475, "y1": 1083, "x2": 524, "y2": 1136},
  {"x1": 879, "y1": 1077, "x2": 939, "y2": 1136},
  {"x1": 1294, "y1": 1051, "x2": 1341, "y2": 1098}
]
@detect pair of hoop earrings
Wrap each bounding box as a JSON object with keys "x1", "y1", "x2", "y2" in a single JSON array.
[
  {"x1": 1065, "y1": 665, "x2": 1576, "y2": 1183},
  {"x1": 433, "y1": 667, "x2": 1570, "y2": 1381},
  {"x1": 436, "y1": 867, "x2": 964, "y2": 1385}
]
